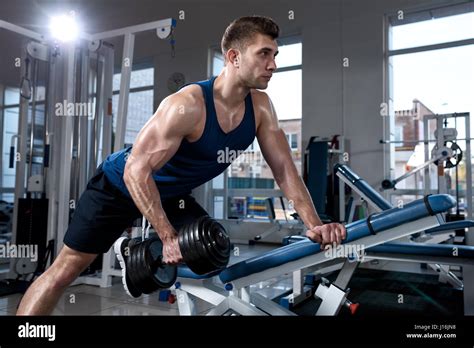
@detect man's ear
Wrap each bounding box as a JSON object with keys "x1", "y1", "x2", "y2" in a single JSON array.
[{"x1": 227, "y1": 48, "x2": 240, "y2": 67}]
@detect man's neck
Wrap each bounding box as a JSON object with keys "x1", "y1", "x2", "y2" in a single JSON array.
[{"x1": 213, "y1": 70, "x2": 250, "y2": 108}]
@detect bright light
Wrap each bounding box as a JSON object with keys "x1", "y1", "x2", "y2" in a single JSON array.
[{"x1": 49, "y1": 14, "x2": 79, "y2": 42}]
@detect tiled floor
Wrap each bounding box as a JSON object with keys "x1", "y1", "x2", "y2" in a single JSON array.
[{"x1": 0, "y1": 243, "x2": 292, "y2": 316}]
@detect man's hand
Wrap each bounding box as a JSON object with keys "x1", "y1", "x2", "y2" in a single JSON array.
[
  {"x1": 306, "y1": 223, "x2": 347, "y2": 250},
  {"x1": 162, "y1": 234, "x2": 183, "y2": 264}
]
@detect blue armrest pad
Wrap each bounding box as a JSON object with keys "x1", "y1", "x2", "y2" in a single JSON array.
[
  {"x1": 425, "y1": 220, "x2": 474, "y2": 234},
  {"x1": 177, "y1": 265, "x2": 222, "y2": 279},
  {"x1": 335, "y1": 164, "x2": 393, "y2": 210},
  {"x1": 283, "y1": 220, "x2": 474, "y2": 245},
  {"x1": 219, "y1": 194, "x2": 455, "y2": 284},
  {"x1": 368, "y1": 242, "x2": 474, "y2": 258}
]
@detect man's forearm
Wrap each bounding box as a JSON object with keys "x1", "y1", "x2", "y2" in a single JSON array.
[
  {"x1": 124, "y1": 167, "x2": 176, "y2": 240},
  {"x1": 278, "y1": 171, "x2": 323, "y2": 229}
]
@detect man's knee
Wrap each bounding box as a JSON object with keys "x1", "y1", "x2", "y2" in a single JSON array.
[{"x1": 47, "y1": 245, "x2": 98, "y2": 289}]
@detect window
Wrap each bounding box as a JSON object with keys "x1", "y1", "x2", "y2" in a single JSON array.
[
  {"x1": 112, "y1": 66, "x2": 154, "y2": 146},
  {"x1": 390, "y1": 12, "x2": 474, "y2": 50},
  {"x1": 286, "y1": 133, "x2": 298, "y2": 150},
  {"x1": 1, "y1": 85, "x2": 46, "y2": 202},
  {"x1": 386, "y1": 4, "x2": 474, "y2": 209},
  {"x1": 212, "y1": 50, "x2": 224, "y2": 77},
  {"x1": 2, "y1": 107, "x2": 19, "y2": 192}
]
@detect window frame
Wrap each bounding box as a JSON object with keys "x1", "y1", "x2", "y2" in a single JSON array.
[
  {"x1": 112, "y1": 63, "x2": 155, "y2": 146},
  {"x1": 383, "y1": 3, "x2": 474, "y2": 201}
]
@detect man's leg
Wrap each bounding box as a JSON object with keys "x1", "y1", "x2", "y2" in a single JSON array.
[
  {"x1": 17, "y1": 164, "x2": 140, "y2": 315},
  {"x1": 17, "y1": 245, "x2": 97, "y2": 315}
]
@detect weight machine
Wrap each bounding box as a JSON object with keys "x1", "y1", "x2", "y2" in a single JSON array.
[
  {"x1": 380, "y1": 112, "x2": 472, "y2": 220},
  {"x1": 0, "y1": 17, "x2": 177, "y2": 288}
]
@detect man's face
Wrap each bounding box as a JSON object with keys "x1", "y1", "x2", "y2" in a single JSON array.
[{"x1": 237, "y1": 33, "x2": 278, "y2": 89}]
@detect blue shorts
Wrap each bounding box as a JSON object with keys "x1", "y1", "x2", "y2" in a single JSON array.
[{"x1": 63, "y1": 164, "x2": 209, "y2": 254}]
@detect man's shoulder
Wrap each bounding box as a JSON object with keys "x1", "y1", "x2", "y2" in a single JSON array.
[
  {"x1": 172, "y1": 84, "x2": 204, "y2": 104},
  {"x1": 250, "y1": 89, "x2": 270, "y2": 101},
  {"x1": 250, "y1": 89, "x2": 273, "y2": 118},
  {"x1": 165, "y1": 85, "x2": 206, "y2": 119}
]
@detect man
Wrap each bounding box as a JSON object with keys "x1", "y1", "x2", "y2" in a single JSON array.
[{"x1": 17, "y1": 15, "x2": 346, "y2": 315}]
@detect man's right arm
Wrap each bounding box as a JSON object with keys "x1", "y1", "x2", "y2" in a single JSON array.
[{"x1": 123, "y1": 90, "x2": 200, "y2": 262}]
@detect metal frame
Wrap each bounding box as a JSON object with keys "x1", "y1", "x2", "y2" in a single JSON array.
[
  {"x1": 421, "y1": 113, "x2": 472, "y2": 219},
  {"x1": 0, "y1": 18, "x2": 175, "y2": 286},
  {"x1": 315, "y1": 259, "x2": 360, "y2": 316},
  {"x1": 55, "y1": 44, "x2": 76, "y2": 252},
  {"x1": 174, "y1": 214, "x2": 441, "y2": 315},
  {"x1": 229, "y1": 215, "x2": 440, "y2": 290},
  {"x1": 0, "y1": 84, "x2": 4, "y2": 194},
  {"x1": 388, "y1": 39, "x2": 474, "y2": 57}
]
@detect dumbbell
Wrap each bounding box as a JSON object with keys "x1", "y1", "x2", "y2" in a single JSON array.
[{"x1": 126, "y1": 215, "x2": 231, "y2": 295}]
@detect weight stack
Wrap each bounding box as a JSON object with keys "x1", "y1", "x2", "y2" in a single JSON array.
[{"x1": 15, "y1": 198, "x2": 48, "y2": 265}]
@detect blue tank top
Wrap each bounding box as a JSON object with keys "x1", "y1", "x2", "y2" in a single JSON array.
[{"x1": 101, "y1": 76, "x2": 256, "y2": 200}]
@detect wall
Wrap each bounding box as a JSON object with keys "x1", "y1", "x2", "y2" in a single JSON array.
[{"x1": 0, "y1": 0, "x2": 465, "y2": 187}]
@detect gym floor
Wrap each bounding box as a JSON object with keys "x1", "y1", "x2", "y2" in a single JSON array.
[
  {"x1": 0, "y1": 242, "x2": 464, "y2": 316},
  {"x1": 0, "y1": 243, "x2": 292, "y2": 315}
]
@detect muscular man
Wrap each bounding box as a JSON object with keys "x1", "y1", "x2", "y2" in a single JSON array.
[{"x1": 17, "y1": 15, "x2": 346, "y2": 314}]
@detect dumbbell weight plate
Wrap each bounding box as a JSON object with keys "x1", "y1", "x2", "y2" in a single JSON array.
[
  {"x1": 200, "y1": 220, "x2": 228, "y2": 267},
  {"x1": 137, "y1": 240, "x2": 156, "y2": 294},
  {"x1": 147, "y1": 238, "x2": 177, "y2": 289},
  {"x1": 127, "y1": 241, "x2": 143, "y2": 292},
  {"x1": 179, "y1": 220, "x2": 200, "y2": 267},
  {"x1": 192, "y1": 216, "x2": 217, "y2": 274},
  {"x1": 202, "y1": 221, "x2": 230, "y2": 268}
]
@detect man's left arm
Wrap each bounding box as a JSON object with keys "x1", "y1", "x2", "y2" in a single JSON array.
[{"x1": 255, "y1": 93, "x2": 346, "y2": 248}]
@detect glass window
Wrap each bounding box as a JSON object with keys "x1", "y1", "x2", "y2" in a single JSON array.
[
  {"x1": 285, "y1": 133, "x2": 298, "y2": 149},
  {"x1": 212, "y1": 51, "x2": 224, "y2": 77},
  {"x1": 113, "y1": 67, "x2": 154, "y2": 90},
  {"x1": 276, "y1": 43, "x2": 302, "y2": 69},
  {"x1": 390, "y1": 12, "x2": 474, "y2": 50},
  {"x1": 391, "y1": 45, "x2": 474, "y2": 114},
  {"x1": 0, "y1": 193, "x2": 14, "y2": 203},
  {"x1": 112, "y1": 90, "x2": 154, "y2": 145},
  {"x1": 112, "y1": 67, "x2": 154, "y2": 147},
  {"x1": 291, "y1": 134, "x2": 298, "y2": 149},
  {"x1": 2, "y1": 107, "x2": 19, "y2": 188},
  {"x1": 265, "y1": 69, "x2": 302, "y2": 120},
  {"x1": 388, "y1": 6, "x2": 474, "y2": 202},
  {"x1": 4, "y1": 88, "x2": 20, "y2": 106}
]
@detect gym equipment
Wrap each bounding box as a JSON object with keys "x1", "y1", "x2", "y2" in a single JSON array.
[
  {"x1": 432, "y1": 141, "x2": 463, "y2": 168},
  {"x1": 303, "y1": 135, "x2": 347, "y2": 222},
  {"x1": 171, "y1": 164, "x2": 474, "y2": 316},
  {"x1": 336, "y1": 163, "x2": 474, "y2": 313},
  {"x1": 381, "y1": 141, "x2": 463, "y2": 190},
  {"x1": 379, "y1": 112, "x2": 472, "y2": 223},
  {"x1": 0, "y1": 18, "x2": 177, "y2": 287},
  {"x1": 381, "y1": 144, "x2": 456, "y2": 190},
  {"x1": 127, "y1": 237, "x2": 177, "y2": 293},
  {"x1": 178, "y1": 216, "x2": 231, "y2": 274},
  {"x1": 126, "y1": 216, "x2": 230, "y2": 294},
  {"x1": 173, "y1": 194, "x2": 460, "y2": 315}
]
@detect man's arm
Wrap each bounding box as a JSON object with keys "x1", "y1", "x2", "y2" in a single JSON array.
[
  {"x1": 123, "y1": 89, "x2": 201, "y2": 262},
  {"x1": 255, "y1": 92, "x2": 346, "y2": 247}
]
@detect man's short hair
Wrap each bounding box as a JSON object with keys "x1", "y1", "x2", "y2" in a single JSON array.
[{"x1": 221, "y1": 16, "x2": 280, "y2": 59}]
